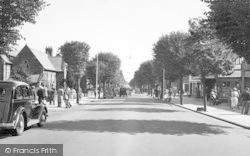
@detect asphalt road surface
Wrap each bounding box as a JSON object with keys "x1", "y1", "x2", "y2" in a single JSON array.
[{"x1": 1, "y1": 94, "x2": 250, "y2": 156}]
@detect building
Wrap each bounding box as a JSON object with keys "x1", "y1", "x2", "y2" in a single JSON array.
[
  {"x1": 12, "y1": 45, "x2": 57, "y2": 88},
  {"x1": 49, "y1": 56, "x2": 67, "y2": 89},
  {"x1": 0, "y1": 54, "x2": 12, "y2": 80},
  {"x1": 183, "y1": 57, "x2": 250, "y2": 100}
]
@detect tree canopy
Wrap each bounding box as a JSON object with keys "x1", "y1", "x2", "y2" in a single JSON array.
[
  {"x1": 60, "y1": 41, "x2": 90, "y2": 77},
  {"x1": 97, "y1": 52, "x2": 121, "y2": 84},
  {"x1": 202, "y1": 0, "x2": 250, "y2": 62},
  {"x1": 153, "y1": 31, "x2": 192, "y2": 83},
  {"x1": 188, "y1": 18, "x2": 236, "y2": 110},
  {"x1": 0, "y1": 0, "x2": 48, "y2": 53}
]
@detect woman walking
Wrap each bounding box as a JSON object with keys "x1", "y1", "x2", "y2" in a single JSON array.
[{"x1": 231, "y1": 87, "x2": 239, "y2": 111}]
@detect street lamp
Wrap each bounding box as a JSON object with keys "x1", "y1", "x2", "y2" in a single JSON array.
[{"x1": 96, "y1": 53, "x2": 99, "y2": 100}]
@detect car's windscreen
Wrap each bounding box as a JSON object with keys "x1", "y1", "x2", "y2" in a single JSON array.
[{"x1": 0, "y1": 87, "x2": 12, "y2": 102}]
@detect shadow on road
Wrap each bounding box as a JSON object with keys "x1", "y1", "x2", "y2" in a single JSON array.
[
  {"x1": 81, "y1": 103, "x2": 155, "y2": 106},
  {"x1": 43, "y1": 119, "x2": 230, "y2": 136},
  {"x1": 0, "y1": 131, "x2": 10, "y2": 139},
  {"x1": 85, "y1": 108, "x2": 184, "y2": 113}
]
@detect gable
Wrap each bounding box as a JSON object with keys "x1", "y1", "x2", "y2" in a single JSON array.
[{"x1": 14, "y1": 45, "x2": 56, "y2": 72}]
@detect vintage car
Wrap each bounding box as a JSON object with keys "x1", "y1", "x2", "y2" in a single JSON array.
[
  {"x1": 119, "y1": 88, "x2": 127, "y2": 97},
  {"x1": 104, "y1": 87, "x2": 114, "y2": 99},
  {"x1": 0, "y1": 80, "x2": 48, "y2": 136}
]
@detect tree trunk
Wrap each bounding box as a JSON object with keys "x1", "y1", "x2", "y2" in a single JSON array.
[
  {"x1": 148, "y1": 84, "x2": 150, "y2": 95},
  {"x1": 102, "y1": 79, "x2": 106, "y2": 98},
  {"x1": 179, "y1": 76, "x2": 183, "y2": 105},
  {"x1": 150, "y1": 83, "x2": 153, "y2": 96},
  {"x1": 76, "y1": 77, "x2": 80, "y2": 104},
  {"x1": 215, "y1": 73, "x2": 219, "y2": 98},
  {"x1": 201, "y1": 75, "x2": 207, "y2": 111}
]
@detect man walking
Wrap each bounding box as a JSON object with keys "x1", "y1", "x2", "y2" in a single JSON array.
[{"x1": 241, "y1": 88, "x2": 250, "y2": 114}]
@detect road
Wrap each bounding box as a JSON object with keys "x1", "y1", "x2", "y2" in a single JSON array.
[{"x1": 1, "y1": 94, "x2": 250, "y2": 156}]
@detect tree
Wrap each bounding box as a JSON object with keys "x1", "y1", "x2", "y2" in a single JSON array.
[
  {"x1": 0, "y1": 0, "x2": 48, "y2": 54},
  {"x1": 202, "y1": 0, "x2": 250, "y2": 62},
  {"x1": 86, "y1": 58, "x2": 125, "y2": 96},
  {"x1": 133, "y1": 70, "x2": 146, "y2": 91},
  {"x1": 129, "y1": 78, "x2": 136, "y2": 89},
  {"x1": 137, "y1": 60, "x2": 155, "y2": 95},
  {"x1": 66, "y1": 68, "x2": 76, "y2": 89},
  {"x1": 153, "y1": 31, "x2": 193, "y2": 103},
  {"x1": 10, "y1": 65, "x2": 30, "y2": 83},
  {"x1": 80, "y1": 74, "x2": 87, "y2": 95},
  {"x1": 60, "y1": 41, "x2": 90, "y2": 103},
  {"x1": 188, "y1": 18, "x2": 236, "y2": 111},
  {"x1": 96, "y1": 52, "x2": 121, "y2": 95},
  {"x1": 85, "y1": 60, "x2": 97, "y2": 88},
  {"x1": 111, "y1": 70, "x2": 126, "y2": 87}
]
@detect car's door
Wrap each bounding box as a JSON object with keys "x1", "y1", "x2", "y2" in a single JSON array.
[
  {"x1": 21, "y1": 86, "x2": 33, "y2": 119},
  {"x1": 0, "y1": 86, "x2": 12, "y2": 123},
  {"x1": 14, "y1": 86, "x2": 33, "y2": 116}
]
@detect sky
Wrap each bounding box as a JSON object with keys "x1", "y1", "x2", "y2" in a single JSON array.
[{"x1": 16, "y1": 0, "x2": 209, "y2": 82}]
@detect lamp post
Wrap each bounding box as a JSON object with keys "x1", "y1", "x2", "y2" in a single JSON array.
[{"x1": 96, "y1": 53, "x2": 99, "y2": 100}]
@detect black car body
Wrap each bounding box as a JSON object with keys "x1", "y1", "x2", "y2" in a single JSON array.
[
  {"x1": 0, "y1": 80, "x2": 48, "y2": 136},
  {"x1": 119, "y1": 88, "x2": 127, "y2": 97}
]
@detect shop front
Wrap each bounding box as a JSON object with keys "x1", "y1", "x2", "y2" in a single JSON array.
[{"x1": 218, "y1": 78, "x2": 241, "y2": 100}]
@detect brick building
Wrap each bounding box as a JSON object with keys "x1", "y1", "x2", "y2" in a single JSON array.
[{"x1": 11, "y1": 45, "x2": 65, "y2": 89}]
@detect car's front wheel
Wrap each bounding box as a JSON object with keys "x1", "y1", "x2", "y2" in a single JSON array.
[
  {"x1": 10, "y1": 114, "x2": 25, "y2": 136},
  {"x1": 37, "y1": 110, "x2": 47, "y2": 127}
]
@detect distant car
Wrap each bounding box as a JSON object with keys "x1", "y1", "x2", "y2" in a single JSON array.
[
  {"x1": 104, "y1": 88, "x2": 114, "y2": 99},
  {"x1": 119, "y1": 88, "x2": 127, "y2": 97},
  {"x1": 0, "y1": 80, "x2": 48, "y2": 136}
]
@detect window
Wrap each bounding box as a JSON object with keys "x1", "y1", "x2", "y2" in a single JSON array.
[
  {"x1": 0, "y1": 88, "x2": 6, "y2": 95},
  {"x1": 14, "y1": 87, "x2": 23, "y2": 99},
  {"x1": 222, "y1": 82, "x2": 230, "y2": 87},
  {"x1": 22, "y1": 86, "x2": 29, "y2": 99}
]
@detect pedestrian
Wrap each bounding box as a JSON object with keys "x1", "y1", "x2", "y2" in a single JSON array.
[
  {"x1": 231, "y1": 87, "x2": 239, "y2": 111},
  {"x1": 168, "y1": 88, "x2": 173, "y2": 103},
  {"x1": 241, "y1": 88, "x2": 250, "y2": 114},
  {"x1": 48, "y1": 87, "x2": 55, "y2": 105},
  {"x1": 244, "y1": 100, "x2": 250, "y2": 115},
  {"x1": 237, "y1": 89, "x2": 241, "y2": 109},
  {"x1": 209, "y1": 89, "x2": 216, "y2": 106},
  {"x1": 36, "y1": 84, "x2": 44, "y2": 104},
  {"x1": 31, "y1": 85, "x2": 36, "y2": 100},
  {"x1": 57, "y1": 86, "x2": 64, "y2": 107},
  {"x1": 64, "y1": 88, "x2": 72, "y2": 108},
  {"x1": 44, "y1": 85, "x2": 48, "y2": 103},
  {"x1": 155, "y1": 88, "x2": 158, "y2": 98}
]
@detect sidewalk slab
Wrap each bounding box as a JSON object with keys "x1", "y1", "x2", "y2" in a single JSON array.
[{"x1": 171, "y1": 96, "x2": 250, "y2": 130}]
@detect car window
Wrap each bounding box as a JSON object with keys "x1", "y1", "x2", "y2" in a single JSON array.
[
  {"x1": 0, "y1": 88, "x2": 6, "y2": 95},
  {"x1": 14, "y1": 86, "x2": 23, "y2": 100},
  {"x1": 0, "y1": 87, "x2": 11, "y2": 102},
  {"x1": 22, "y1": 86, "x2": 29, "y2": 99}
]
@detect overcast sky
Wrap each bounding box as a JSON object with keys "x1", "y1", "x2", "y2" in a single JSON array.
[{"x1": 17, "y1": 0, "x2": 209, "y2": 82}]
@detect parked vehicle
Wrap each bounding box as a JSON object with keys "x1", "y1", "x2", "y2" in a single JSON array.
[
  {"x1": 104, "y1": 87, "x2": 114, "y2": 99},
  {"x1": 0, "y1": 80, "x2": 48, "y2": 136},
  {"x1": 119, "y1": 88, "x2": 127, "y2": 97}
]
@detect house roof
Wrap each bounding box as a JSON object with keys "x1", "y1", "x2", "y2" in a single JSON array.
[
  {"x1": 48, "y1": 56, "x2": 64, "y2": 72},
  {"x1": 25, "y1": 46, "x2": 56, "y2": 71},
  {"x1": 0, "y1": 54, "x2": 12, "y2": 64}
]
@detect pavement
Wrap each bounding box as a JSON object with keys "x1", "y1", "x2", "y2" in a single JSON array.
[
  {"x1": 170, "y1": 95, "x2": 250, "y2": 130},
  {"x1": 46, "y1": 94, "x2": 250, "y2": 130}
]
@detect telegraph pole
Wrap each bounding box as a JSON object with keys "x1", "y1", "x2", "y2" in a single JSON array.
[
  {"x1": 162, "y1": 68, "x2": 165, "y2": 100},
  {"x1": 95, "y1": 54, "x2": 99, "y2": 100}
]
